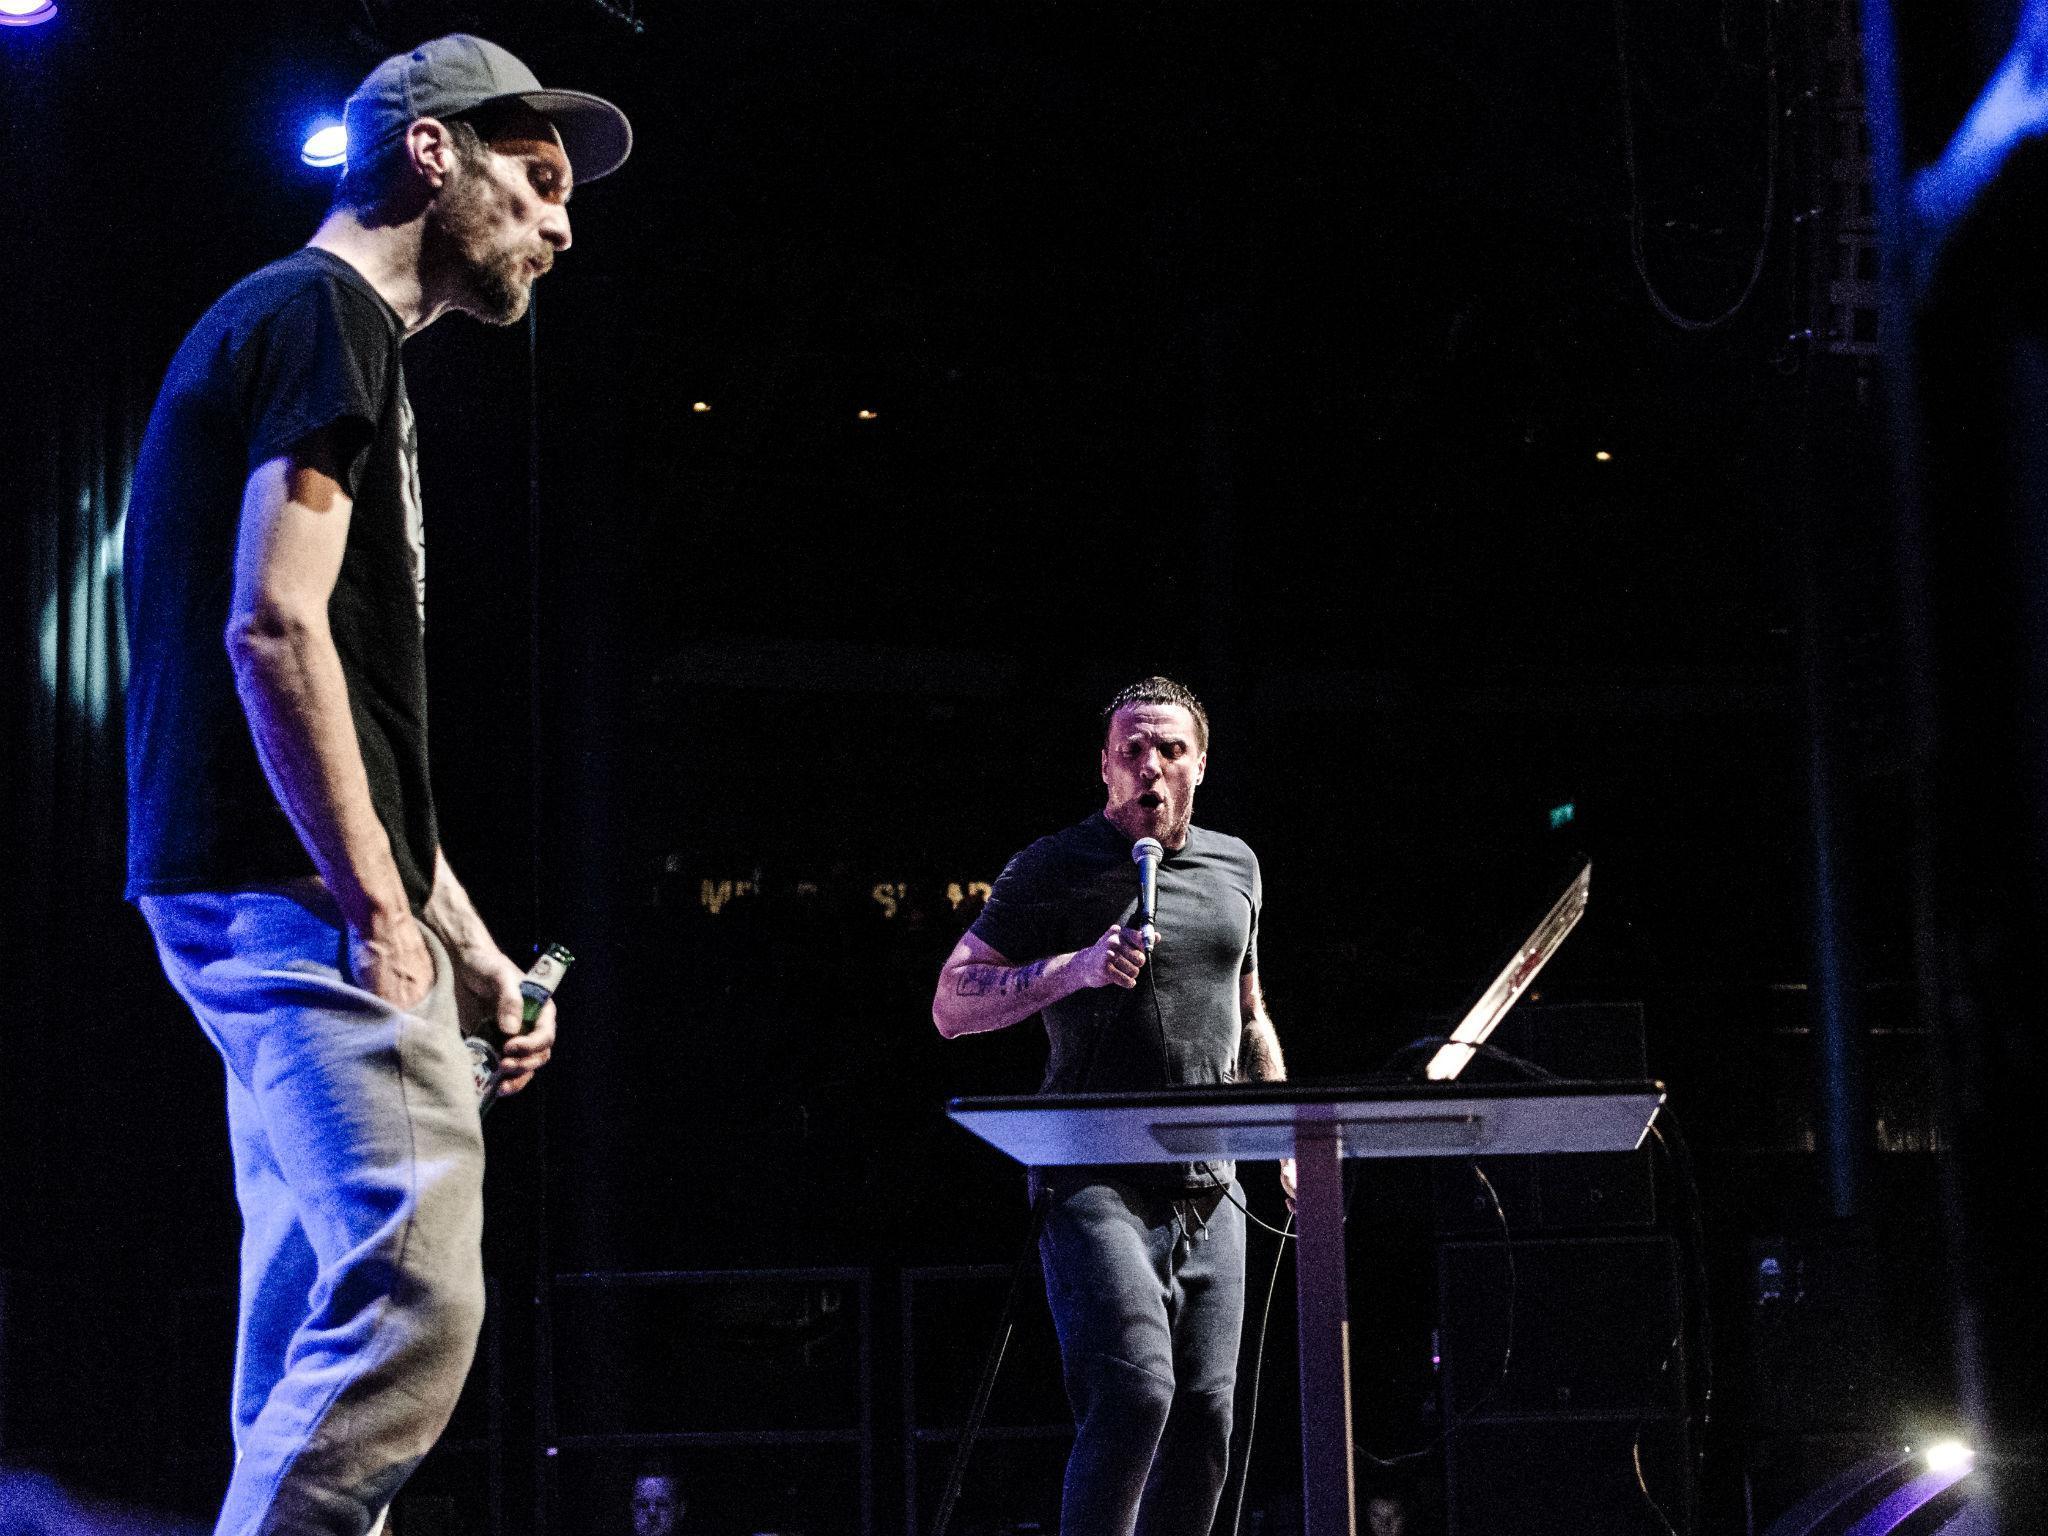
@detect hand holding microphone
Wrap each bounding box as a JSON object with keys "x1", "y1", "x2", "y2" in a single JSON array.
[
  {"x1": 1070, "y1": 838, "x2": 1165, "y2": 991},
  {"x1": 1077, "y1": 924, "x2": 1149, "y2": 989}
]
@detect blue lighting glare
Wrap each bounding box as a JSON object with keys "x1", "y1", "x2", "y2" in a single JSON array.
[
  {"x1": 0, "y1": 0, "x2": 58, "y2": 27},
  {"x1": 300, "y1": 122, "x2": 347, "y2": 169}
]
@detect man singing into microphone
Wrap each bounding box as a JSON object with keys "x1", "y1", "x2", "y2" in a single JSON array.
[{"x1": 932, "y1": 675, "x2": 1293, "y2": 1535}]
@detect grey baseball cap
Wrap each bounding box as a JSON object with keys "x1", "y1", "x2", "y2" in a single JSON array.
[{"x1": 344, "y1": 33, "x2": 632, "y2": 185}]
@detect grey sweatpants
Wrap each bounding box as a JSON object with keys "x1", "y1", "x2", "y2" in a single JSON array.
[{"x1": 139, "y1": 882, "x2": 486, "y2": 1536}]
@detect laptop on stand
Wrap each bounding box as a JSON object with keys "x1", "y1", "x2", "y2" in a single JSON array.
[{"x1": 1423, "y1": 861, "x2": 1592, "y2": 1082}]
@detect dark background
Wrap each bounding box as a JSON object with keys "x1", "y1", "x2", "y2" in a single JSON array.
[{"x1": 0, "y1": 1, "x2": 1989, "y2": 1532}]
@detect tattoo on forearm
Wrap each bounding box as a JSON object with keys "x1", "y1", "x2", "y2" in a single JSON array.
[
  {"x1": 955, "y1": 959, "x2": 1049, "y2": 999},
  {"x1": 1242, "y1": 1021, "x2": 1286, "y2": 1081}
]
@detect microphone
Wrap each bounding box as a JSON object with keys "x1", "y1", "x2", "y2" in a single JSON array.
[{"x1": 1131, "y1": 837, "x2": 1163, "y2": 951}]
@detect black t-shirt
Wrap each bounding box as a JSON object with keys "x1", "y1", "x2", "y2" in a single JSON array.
[
  {"x1": 124, "y1": 248, "x2": 437, "y2": 909},
  {"x1": 970, "y1": 811, "x2": 1262, "y2": 1189}
]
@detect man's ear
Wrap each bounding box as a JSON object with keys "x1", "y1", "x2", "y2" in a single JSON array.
[
  {"x1": 406, "y1": 117, "x2": 457, "y2": 188},
  {"x1": 1101, "y1": 748, "x2": 1111, "y2": 786},
  {"x1": 1195, "y1": 752, "x2": 1208, "y2": 786}
]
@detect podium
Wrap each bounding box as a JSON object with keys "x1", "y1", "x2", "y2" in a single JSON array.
[{"x1": 948, "y1": 1079, "x2": 1666, "y2": 1536}]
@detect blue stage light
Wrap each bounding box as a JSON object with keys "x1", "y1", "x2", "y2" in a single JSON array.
[
  {"x1": 300, "y1": 122, "x2": 347, "y2": 169},
  {"x1": 0, "y1": 0, "x2": 58, "y2": 27},
  {"x1": 1763, "y1": 1443, "x2": 1981, "y2": 1536}
]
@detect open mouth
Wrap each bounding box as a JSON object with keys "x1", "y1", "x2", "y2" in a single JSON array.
[{"x1": 1138, "y1": 792, "x2": 1164, "y2": 810}]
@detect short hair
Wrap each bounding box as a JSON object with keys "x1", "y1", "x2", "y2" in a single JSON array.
[
  {"x1": 1101, "y1": 675, "x2": 1209, "y2": 752},
  {"x1": 332, "y1": 112, "x2": 490, "y2": 216}
]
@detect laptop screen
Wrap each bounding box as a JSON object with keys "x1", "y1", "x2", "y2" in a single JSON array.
[{"x1": 1424, "y1": 861, "x2": 1592, "y2": 1081}]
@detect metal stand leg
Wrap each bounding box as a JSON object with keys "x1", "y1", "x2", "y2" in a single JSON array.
[{"x1": 1295, "y1": 1124, "x2": 1355, "y2": 1536}]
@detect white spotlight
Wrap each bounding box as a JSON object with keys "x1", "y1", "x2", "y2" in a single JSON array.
[
  {"x1": 0, "y1": 1, "x2": 59, "y2": 26},
  {"x1": 300, "y1": 122, "x2": 347, "y2": 169},
  {"x1": 1923, "y1": 1440, "x2": 1975, "y2": 1475}
]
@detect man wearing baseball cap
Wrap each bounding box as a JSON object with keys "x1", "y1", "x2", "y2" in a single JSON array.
[{"x1": 123, "y1": 35, "x2": 629, "y2": 1536}]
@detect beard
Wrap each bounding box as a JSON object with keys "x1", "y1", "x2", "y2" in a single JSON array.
[
  {"x1": 1106, "y1": 789, "x2": 1194, "y2": 849},
  {"x1": 460, "y1": 243, "x2": 532, "y2": 325},
  {"x1": 426, "y1": 163, "x2": 537, "y2": 326}
]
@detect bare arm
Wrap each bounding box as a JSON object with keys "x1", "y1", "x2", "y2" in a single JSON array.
[
  {"x1": 932, "y1": 926, "x2": 1148, "y2": 1039},
  {"x1": 422, "y1": 846, "x2": 500, "y2": 968},
  {"x1": 1241, "y1": 969, "x2": 1295, "y2": 1206},
  {"x1": 226, "y1": 436, "x2": 429, "y2": 1007},
  {"x1": 424, "y1": 848, "x2": 556, "y2": 1095},
  {"x1": 1239, "y1": 970, "x2": 1286, "y2": 1082}
]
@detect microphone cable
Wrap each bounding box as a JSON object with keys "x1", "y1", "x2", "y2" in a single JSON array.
[
  {"x1": 1144, "y1": 917, "x2": 1306, "y2": 1536},
  {"x1": 1225, "y1": 1200, "x2": 1296, "y2": 1536},
  {"x1": 1353, "y1": 1160, "x2": 1518, "y2": 1470}
]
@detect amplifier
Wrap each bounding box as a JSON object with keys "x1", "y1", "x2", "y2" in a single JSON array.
[
  {"x1": 1433, "y1": 1002, "x2": 1655, "y2": 1233},
  {"x1": 1445, "y1": 1414, "x2": 1695, "y2": 1536},
  {"x1": 1438, "y1": 1235, "x2": 1686, "y2": 1420}
]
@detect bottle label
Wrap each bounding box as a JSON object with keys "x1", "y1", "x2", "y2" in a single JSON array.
[
  {"x1": 466, "y1": 1034, "x2": 500, "y2": 1101},
  {"x1": 480, "y1": 944, "x2": 572, "y2": 1114}
]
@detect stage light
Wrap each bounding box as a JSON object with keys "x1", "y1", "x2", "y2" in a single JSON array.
[
  {"x1": 857, "y1": 409, "x2": 878, "y2": 420},
  {"x1": 39, "y1": 509, "x2": 126, "y2": 728},
  {"x1": 1763, "y1": 1444, "x2": 1983, "y2": 1535},
  {"x1": 692, "y1": 401, "x2": 711, "y2": 413},
  {"x1": 1922, "y1": 1440, "x2": 1974, "y2": 1474},
  {"x1": 1549, "y1": 801, "x2": 1576, "y2": 831},
  {"x1": 1594, "y1": 449, "x2": 1613, "y2": 461},
  {"x1": 300, "y1": 122, "x2": 347, "y2": 169},
  {"x1": 0, "y1": 1, "x2": 58, "y2": 26}
]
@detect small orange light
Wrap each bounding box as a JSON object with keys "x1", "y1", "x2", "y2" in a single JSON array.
[
  {"x1": 1594, "y1": 450, "x2": 1612, "y2": 462},
  {"x1": 692, "y1": 401, "x2": 711, "y2": 413},
  {"x1": 857, "y1": 409, "x2": 878, "y2": 421}
]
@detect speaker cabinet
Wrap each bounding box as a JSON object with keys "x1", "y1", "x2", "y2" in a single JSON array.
[
  {"x1": 1432, "y1": 1003, "x2": 1655, "y2": 1233},
  {"x1": 1439, "y1": 1236, "x2": 1692, "y2": 1535},
  {"x1": 1438, "y1": 1236, "x2": 1685, "y2": 1419},
  {"x1": 1445, "y1": 1414, "x2": 1695, "y2": 1536}
]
